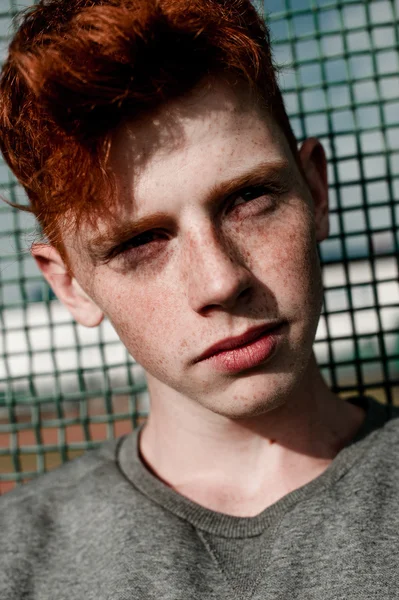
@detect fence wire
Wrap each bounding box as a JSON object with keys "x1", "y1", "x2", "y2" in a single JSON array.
[{"x1": 1, "y1": 0, "x2": 399, "y2": 494}]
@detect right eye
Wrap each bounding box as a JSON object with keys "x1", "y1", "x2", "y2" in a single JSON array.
[
  {"x1": 123, "y1": 230, "x2": 161, "y2": 249},
  {"x1": 111, "y1": 229, "x2": 169, "y2": 268}
]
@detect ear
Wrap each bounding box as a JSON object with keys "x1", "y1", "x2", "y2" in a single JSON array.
[
  {"x1": 31, "y1": 243, "x2": 104, "y2": 328},
  {"x1": 299, "y1": 138, "x2": 329, "y2": 242}
]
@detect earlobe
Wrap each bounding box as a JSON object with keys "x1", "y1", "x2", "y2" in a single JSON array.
[
  {"x1": 31, "y1": 243, "x2": 104, "y2": 328},
  {"x1": 299, "y1": 138, "x2": 329, "y2": 243}
]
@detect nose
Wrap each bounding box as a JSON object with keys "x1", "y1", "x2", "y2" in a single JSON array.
[{"x1": 184, "y1": 225, "x2": 253, "y2": 315}]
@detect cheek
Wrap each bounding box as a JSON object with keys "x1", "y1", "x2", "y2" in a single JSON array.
[
  {"x1": 239, "y1": 203, "x2": 321, "y2": 308},
  {"x1": 93, "y1": 273, "x2": 179, "y2": 370}
]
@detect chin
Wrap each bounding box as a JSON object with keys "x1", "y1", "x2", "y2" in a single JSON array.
[
  {"x1": 190, "y1": 329, "x2": 316, "y2": 420},
  {"x1": 197, "y1": 370, "x2": 299, "y2": 420}
]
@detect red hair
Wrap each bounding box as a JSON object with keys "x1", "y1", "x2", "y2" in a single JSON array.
[{"x1": 0, "y1": 0, "x2": 296, "y2": 257}]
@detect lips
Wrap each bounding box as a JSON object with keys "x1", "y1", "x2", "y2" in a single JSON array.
[{"x1": 195, "y1": 321, "x2": 284, "y2": 363}]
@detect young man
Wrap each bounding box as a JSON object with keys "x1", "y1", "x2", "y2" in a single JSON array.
[{"x1": 0, "y1": 0, "x2": 397, "y2": 598}]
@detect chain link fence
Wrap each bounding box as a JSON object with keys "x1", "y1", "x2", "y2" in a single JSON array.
[{"x1": 1, "y1": 0, "x2": 399, "y2": 493}]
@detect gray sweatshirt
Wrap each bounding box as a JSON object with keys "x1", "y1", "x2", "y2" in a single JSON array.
[{"x1": 1, "y1": 396, "x2": 398, "y2": 599}]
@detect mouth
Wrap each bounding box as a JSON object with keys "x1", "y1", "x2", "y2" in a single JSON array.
[{"x1": 194, "y1": 321, "x2": 286, "y2": 373}]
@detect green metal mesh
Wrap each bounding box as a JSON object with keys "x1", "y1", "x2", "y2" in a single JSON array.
[{"x1": 1, "y1": 0, "x2": 399, "y2": 494}]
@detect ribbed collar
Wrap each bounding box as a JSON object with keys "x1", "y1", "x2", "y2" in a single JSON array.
[{"x1": 116, "y1": 397, "x2": 391, "y2": 538}]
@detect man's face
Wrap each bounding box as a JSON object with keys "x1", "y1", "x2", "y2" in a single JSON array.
[{"x1": 64, "y1": 81, "x2": 328, "y2": 419}]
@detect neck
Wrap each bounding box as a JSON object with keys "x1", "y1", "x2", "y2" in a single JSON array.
[{"x1": 140, "y1": 357, "x2": 365, "y2": 517}]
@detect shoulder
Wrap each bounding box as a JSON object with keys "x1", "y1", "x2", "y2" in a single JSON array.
[
  {"x1": 375, "y1": 407, "x2": 399, "y2": 451},
  {"x1": 0, "y1": 436, "x2": 122, "y2": 515},
  {"x1": 350, "y1": 405, "x2": 399, "y2": 486},
  {"x1": 0, "y1": 438, "x2": 125, "y2": 564},
  {"x1": 0, "y1": 435, "x2": 145, "y2": 599}
]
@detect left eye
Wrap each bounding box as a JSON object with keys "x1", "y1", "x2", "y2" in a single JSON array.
[{"x1": 230, "y1": 186, "x2": 269, "y2": 208}]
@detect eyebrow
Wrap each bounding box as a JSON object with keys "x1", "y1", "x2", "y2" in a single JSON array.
[
  {"x1": 87, "y1": 213, "x2": 175, "y2": 263},
  {"x1": 87, "y1": 159, "x2": 293, "y2": 263},
  {"x1": 206, "y1": 159, "x2": 293, "y2": 206}
]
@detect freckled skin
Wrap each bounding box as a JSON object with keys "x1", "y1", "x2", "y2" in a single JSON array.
[{"x1": 67, "y1": 81, "x2": 326, "y2": 420}]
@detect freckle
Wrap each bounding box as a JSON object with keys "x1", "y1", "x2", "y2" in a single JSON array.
[{"x1": 269, "y1": 439, "x2": 276, "y2": 445}]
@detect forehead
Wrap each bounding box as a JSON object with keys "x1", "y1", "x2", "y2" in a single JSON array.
[
  {"x1": 112, "y1": 81, "x2": 292, "y2": 202},
  {"x1": 69, "y1": 80, "x2": 296, "y2": 257}
]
